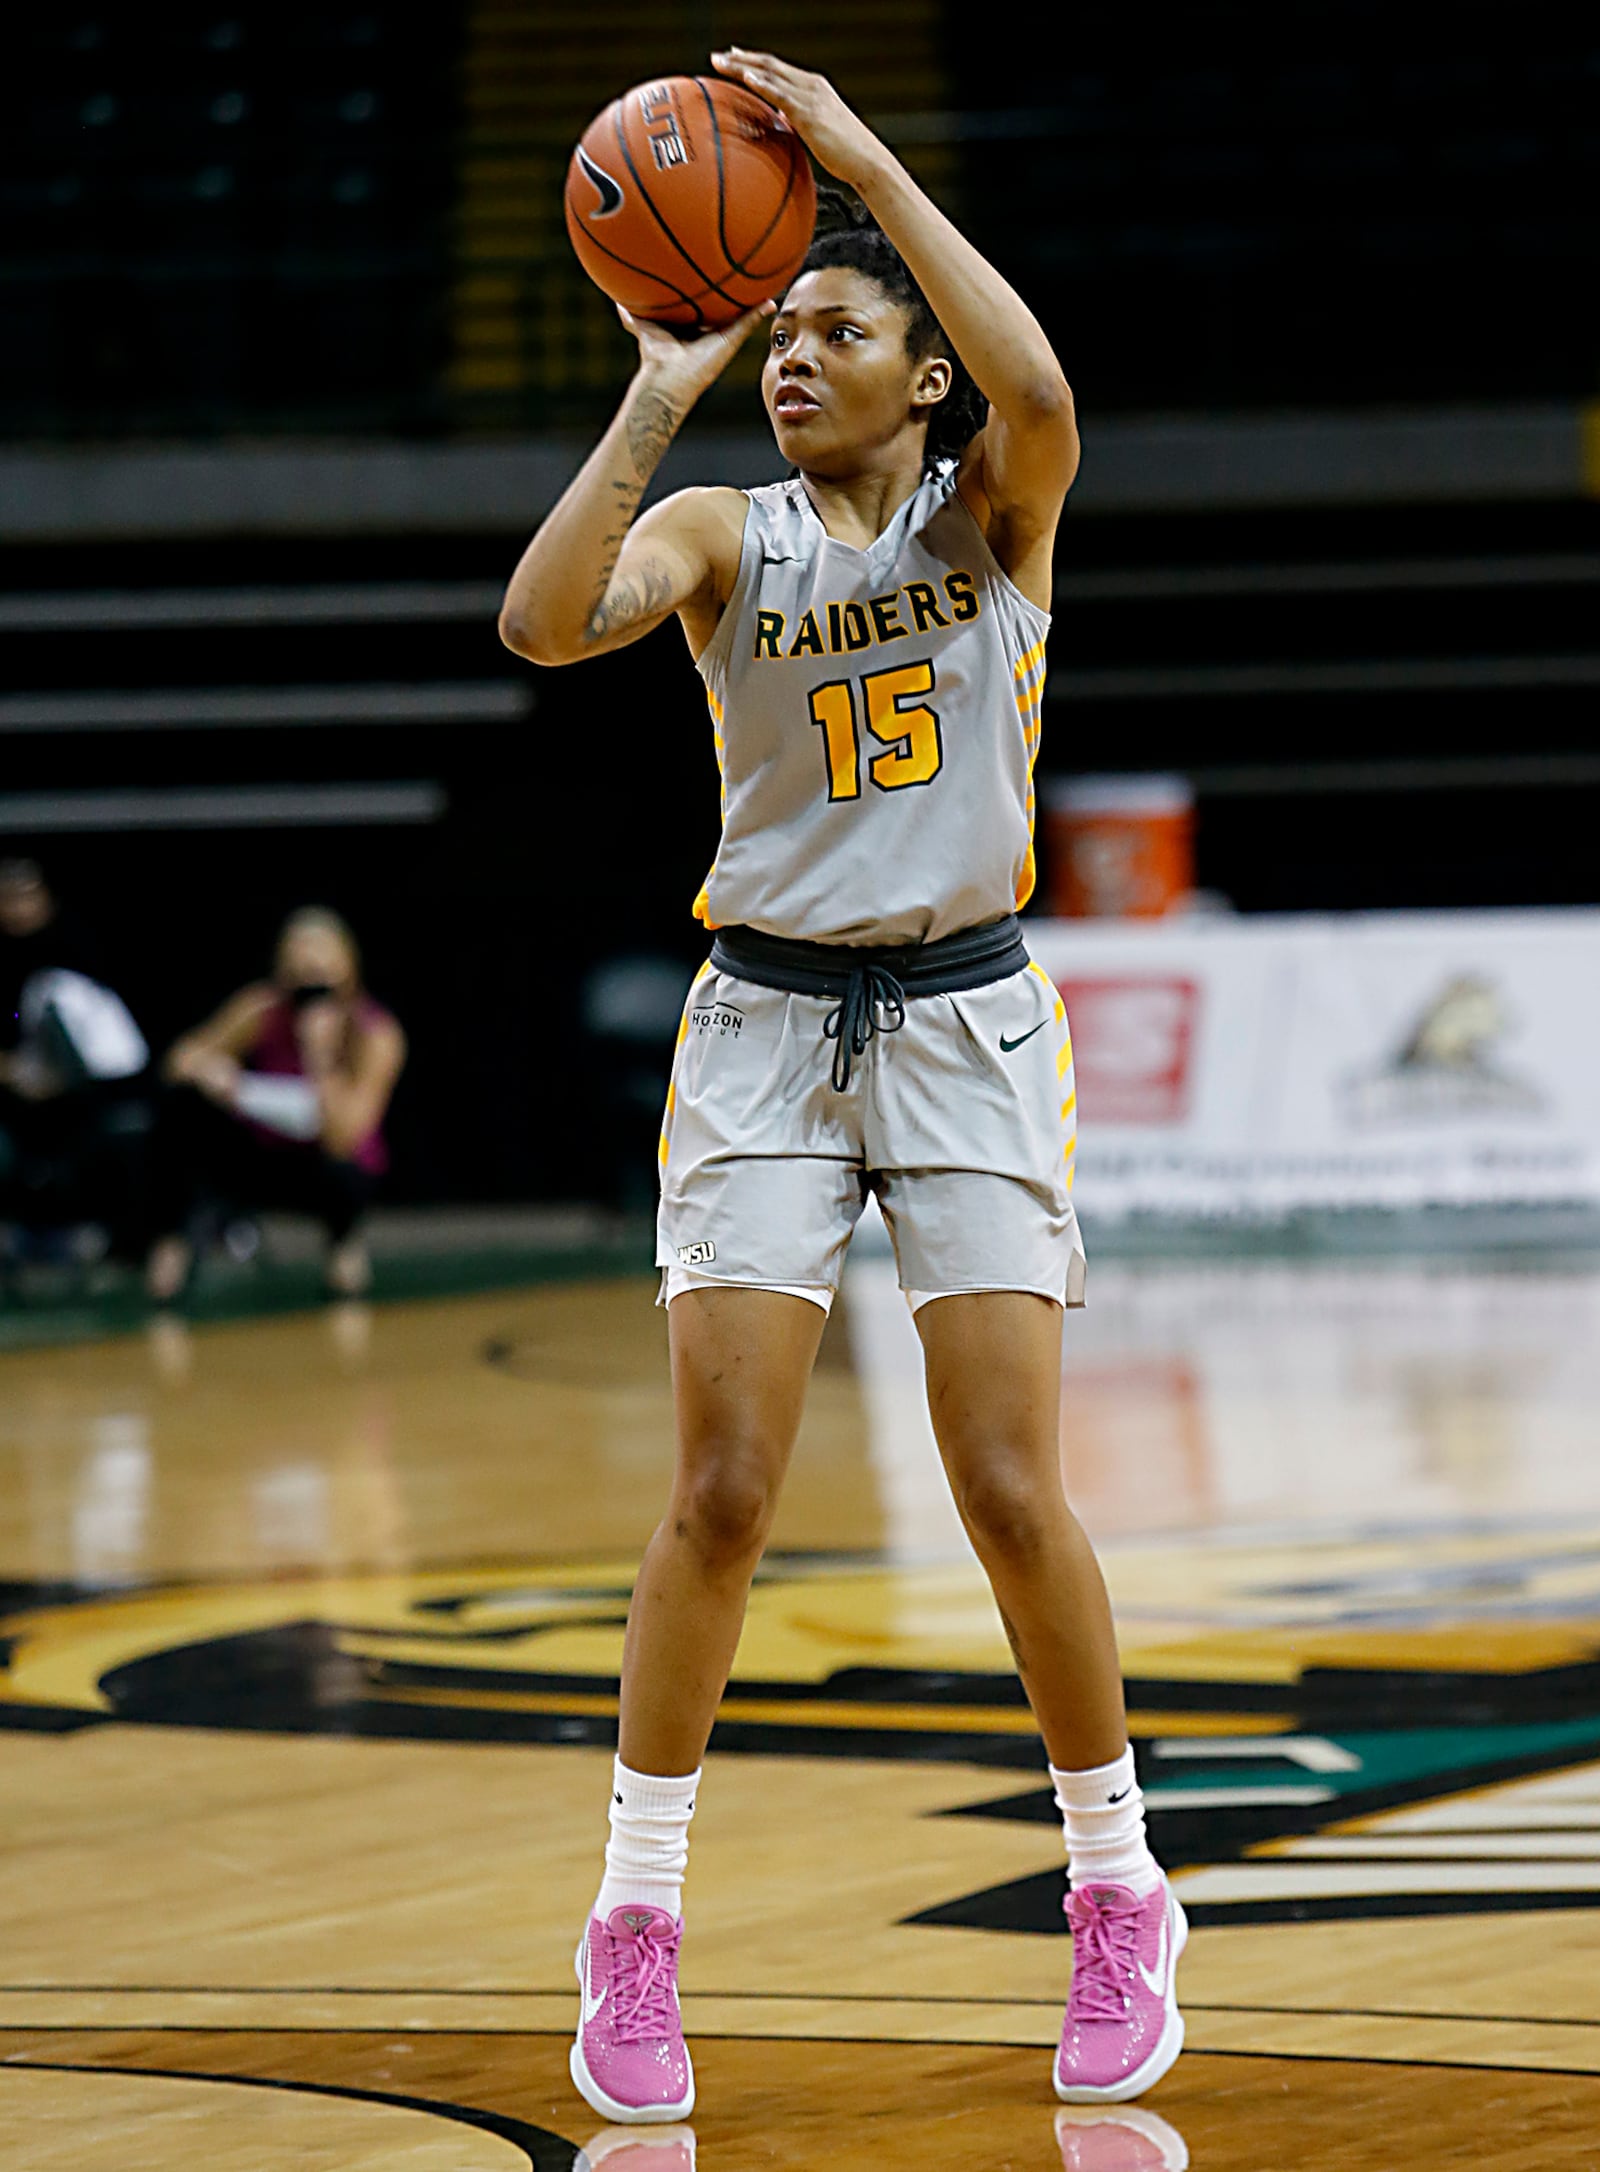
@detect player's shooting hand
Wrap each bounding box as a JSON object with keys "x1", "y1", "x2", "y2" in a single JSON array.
[
  {"x1": 711, "y1": 49, "x2": 885, "y2": 191},
  {"x1": 619, "y1": 300, "x2": 776, "y2": 405}
]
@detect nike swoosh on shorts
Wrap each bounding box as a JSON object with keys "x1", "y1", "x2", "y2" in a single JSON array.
[{"x1": 999, "y1": 1021, "x2": 1048, "y2": 1053}]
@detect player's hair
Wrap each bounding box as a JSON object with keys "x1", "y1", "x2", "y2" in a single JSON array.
[{"x1": 796, "y1": 190, "x2": 986, "y2": 470}]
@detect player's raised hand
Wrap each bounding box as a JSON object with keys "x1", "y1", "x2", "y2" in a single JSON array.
[
  {"x1": 618, "y1": 299, "x2": 776, "y2": 404},
  {"x1": 711, "y1": 49, "x2": 886, "y2": 191}
]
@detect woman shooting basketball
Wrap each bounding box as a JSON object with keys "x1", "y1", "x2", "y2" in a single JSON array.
[{"x1": 501, "y1": 50, "x2": 1183, "y2": 2124}]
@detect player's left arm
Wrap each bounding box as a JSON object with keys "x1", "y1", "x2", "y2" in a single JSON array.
[{"x1": 712, "y1": 50, "x2": 1077, "y2": 603}]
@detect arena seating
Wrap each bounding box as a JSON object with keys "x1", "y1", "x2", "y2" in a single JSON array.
[
  {"x1": 5, "y1": 8, "x2": 1595, "y2": 436},
  {"x1": 2, "y1": 9, "x2": 459, "y2": 435}
]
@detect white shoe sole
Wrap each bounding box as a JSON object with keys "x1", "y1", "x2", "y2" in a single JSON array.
[
  {"x1": 1054, "y1": 1889, "x2": 1189, "y2": 2105},
  {"x1": 570, "y1": 1932, "x2": 697, "y2": 2125}
]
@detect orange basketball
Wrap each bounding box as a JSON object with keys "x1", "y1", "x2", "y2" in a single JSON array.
[{"x1": 564, "y1": 75, "x2": 817, "y2": 331}]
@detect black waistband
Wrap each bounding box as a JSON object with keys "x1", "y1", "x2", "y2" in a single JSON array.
[
  {"x1": 709, "y1": 916, "x2": 1029, "y2": 1090},
  {"x1": 709, "y1": 914, "x2": 1028, "y2": 1002}
]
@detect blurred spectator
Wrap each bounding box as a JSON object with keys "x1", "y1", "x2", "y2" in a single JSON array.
[
  {"x1": 0, "y1": 857, "x2": 105, "y2": 1003},
  {"x1": 0, "y1": 859, "x2": 152, "y2": 1272},
  {"x1": 146, "y1": 907, "x2": 406, "y2": 1304}
]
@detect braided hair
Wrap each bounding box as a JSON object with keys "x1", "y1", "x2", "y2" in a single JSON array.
[{"x1": 793, "y1": 189, "x2": 987, "y2": 472}]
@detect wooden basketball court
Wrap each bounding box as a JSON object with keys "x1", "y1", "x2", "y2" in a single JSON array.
[{"x1": 4, "y1": 1250, "x2": 1599, "y2": 2168}]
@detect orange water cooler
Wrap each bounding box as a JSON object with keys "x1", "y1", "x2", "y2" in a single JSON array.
[{"x1": 1044, "y1": 773, "x2": 1195, "y2": 918}]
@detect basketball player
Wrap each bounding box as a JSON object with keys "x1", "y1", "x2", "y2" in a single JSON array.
[{"x1": 501, "y1": 50, "x2": 1184, "y2": 2122}]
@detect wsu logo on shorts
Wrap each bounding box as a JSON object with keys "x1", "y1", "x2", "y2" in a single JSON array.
[{"x1": 692, "y1": 1002, "x2": 744, "y2": 1038}]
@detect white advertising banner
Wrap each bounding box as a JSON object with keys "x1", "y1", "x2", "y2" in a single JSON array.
[{"x1": 1026, "y1": 909, "x2": 1600, "y2": 1219}]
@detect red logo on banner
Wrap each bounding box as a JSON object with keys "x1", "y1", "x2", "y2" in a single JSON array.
[{"x1": 1055, "y1": 977, "x2": 1199, "y2": 1124}]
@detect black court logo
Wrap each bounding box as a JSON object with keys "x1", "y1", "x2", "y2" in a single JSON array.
[
  {"x1": 8, "y1": 1562, "x2": 1600, "y2": 1933},
  {"x1": 692, "y1": 1003, "x2": 744, "y2": 1038}
]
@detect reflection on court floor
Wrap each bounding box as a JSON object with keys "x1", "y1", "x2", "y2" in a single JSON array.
[{"x1": 2, "y1": 1255, "x2": 1598, "y2": 2166}]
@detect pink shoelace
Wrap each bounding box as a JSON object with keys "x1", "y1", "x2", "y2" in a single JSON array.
[
  {"x1": 1065, "y1": 1887, "x2": 1143, "y2": 2023},
  {"x1": 606, "y1": 1917, "x2": 683, "y2": 2044}
]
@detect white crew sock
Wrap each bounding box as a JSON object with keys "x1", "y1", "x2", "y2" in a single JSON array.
[
  {"x1": 593, "y1": 1757, "x2": 700, "y2": 1921},
  {"x1": 1050, "y1": 1747, "x2": 1162, "y2": 1896}
]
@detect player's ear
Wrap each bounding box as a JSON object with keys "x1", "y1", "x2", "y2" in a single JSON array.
[{"x1": 911, "y1": 356, "x2": 952, "y2": 412}]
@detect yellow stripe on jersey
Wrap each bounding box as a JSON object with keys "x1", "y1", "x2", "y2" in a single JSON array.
[
  {"x1": 1028, "y1": 960, "x2": 1066, "y2": 1021},
  {"x1": 660, "y1": 964, "x2": 713, "y2": 1162},
  {"x1": 1012, "y1": 641, "x2": 1048, "y2": 908},
  {"x1": 693, "y1": 687, "x2": 730, "y2": 926}
]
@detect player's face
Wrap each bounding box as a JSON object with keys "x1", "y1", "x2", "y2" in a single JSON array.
[{"x1": 762, "y1": 268, "x2": 943, "y2": 473}]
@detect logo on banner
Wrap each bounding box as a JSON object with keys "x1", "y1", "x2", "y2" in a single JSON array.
[
  {"x1": 1344, "y1": 973, "x2": 1543, "y2": 1127},
  {"x1": 1056, "y1": 977, "x2": 1199, "y2": 1124}
]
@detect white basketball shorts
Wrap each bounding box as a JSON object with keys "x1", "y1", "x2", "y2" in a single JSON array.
[{"x1": 656, "y1": 956, "x2": 1085, "y2": 1311}]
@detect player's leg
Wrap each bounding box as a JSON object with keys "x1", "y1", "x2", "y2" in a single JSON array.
[
  {"x1": 913, "y1": 1288, "x2": 1124, "y2": 1766},
  {"x1": 571, "y1": 1284, "x2": 824, "y2": 2126},
  {"x1": 915, "y1": 1288, "x2": 1185, "y2": 2104},
  {"x1": 573, "y1": 967, "x2": 859, "y2": 2124},
  {"x1": 620, "y1": 1283, "x2": 827, "y2": 1776},
  {"x1": 878, "y1": 964, "x2": 1184, "y2": 2102}
]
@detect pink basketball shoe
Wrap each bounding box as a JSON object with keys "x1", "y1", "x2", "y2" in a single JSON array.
[
  {"x1": 1054, "y1": 1877, "x2": 1187, "y2": 2103},
  {"x1": 571, "y1": 1905, "x2": 695, "y2": 2125}
]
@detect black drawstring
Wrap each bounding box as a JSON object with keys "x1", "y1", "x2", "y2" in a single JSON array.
[
  {"x1": 822, "y1": 962, "x2": 906, "y2": 1091},
  {"x1": 709, "y1": 916, "x2": 1028, "y2": 1091}
]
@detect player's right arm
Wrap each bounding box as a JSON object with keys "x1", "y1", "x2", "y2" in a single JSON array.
[{"x1": 498, "y1": 303, "x2": 771, "y2": 666}]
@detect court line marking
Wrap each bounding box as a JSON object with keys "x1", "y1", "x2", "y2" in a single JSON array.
[
  {"x1": 364, "y1": 1682, "x2": 1287, "y2": 1739},
  {"x1": 0, "y1": 2059, "x2": 564, "y2": 2165},
  {"x1": 4, "y1": 1987, "x2": 1598, "y2": 2029},
  {"x1": 11, "y1": 2037, "x2": 1600, "y2": 2087}
]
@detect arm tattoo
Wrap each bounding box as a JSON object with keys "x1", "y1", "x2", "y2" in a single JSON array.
[
  {"x1": 626, "y1": 388, "x2": 681, "y2": 480},
  {"x1": 584, "y1": 553, "x2": 679, "y2": 644},
  {"x1": 579, "y1": 388, "x2": 687, "y2": 646}
]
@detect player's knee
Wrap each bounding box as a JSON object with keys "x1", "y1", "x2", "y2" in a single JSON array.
[
  {"x1": 951, "y1": 1454, "x2": 1051, "y2": 1563},
  {"x1": 675, "y1": 1445, "x2": 780, "y2": 1565}
]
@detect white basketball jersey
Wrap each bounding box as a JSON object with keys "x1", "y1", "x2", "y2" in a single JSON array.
[{"x1": 692, "y1": 463, "x2": 1049, "y2": 944}]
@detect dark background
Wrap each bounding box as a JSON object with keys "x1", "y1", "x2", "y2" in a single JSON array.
[{"x1": 3, "y1": 5, "x2": 1597, "y2": 1204}]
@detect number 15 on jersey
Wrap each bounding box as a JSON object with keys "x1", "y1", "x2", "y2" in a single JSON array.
[{"x1": 809, "y1": 660, "x2": 944, "y2": 802}]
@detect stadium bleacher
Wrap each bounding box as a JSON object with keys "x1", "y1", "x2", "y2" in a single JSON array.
[
  {"x1": 3, "y1": 9, "x2": 459, "y2": 435},
  {"x1": 8, "y1": 8, "x2": 1593, "y2": 434}
]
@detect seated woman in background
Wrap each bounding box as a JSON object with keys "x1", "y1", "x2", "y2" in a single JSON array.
[{"x1": 146, "y1": 907, "x2": 405, "y2": 1303}]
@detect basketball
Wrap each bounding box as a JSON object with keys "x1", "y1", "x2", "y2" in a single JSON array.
[{"x1": 564, "y1": 75, "x2": 817, "y2": 331}]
